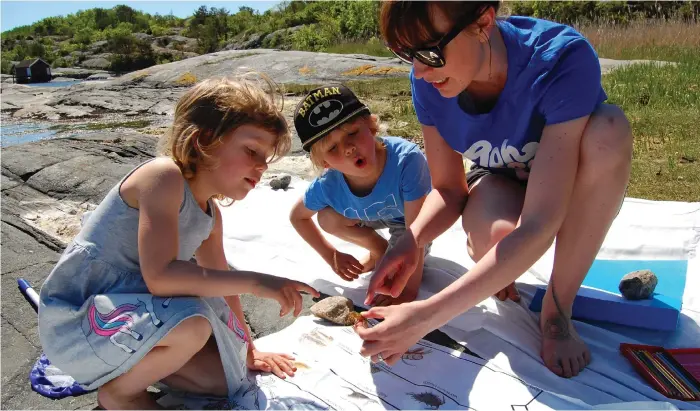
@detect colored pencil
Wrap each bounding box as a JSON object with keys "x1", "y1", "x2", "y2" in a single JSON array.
[
  {"x1": 626, "y1": 349, "x2": 673, "y2": 397},
  {"x1": 645, "y1": 351, "x2": 694, "y2": 399},
  {"x1": 635, "y1": 350, "x2": 681, "y2": 398},
  {"x1": 656, "y1": 352, "x2": 700, "y2": 397}
]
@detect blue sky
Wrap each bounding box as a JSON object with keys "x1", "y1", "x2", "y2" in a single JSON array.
[{"x1": 1, "y1": 1, "x2": 279, "y2": 32}]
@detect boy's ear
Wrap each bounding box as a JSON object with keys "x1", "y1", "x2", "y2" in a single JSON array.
[{"x1": 323, "y1": 161, "x2": 330, "y2": 169}]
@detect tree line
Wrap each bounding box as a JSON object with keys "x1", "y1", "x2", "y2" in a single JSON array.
[{"x1": 2, "y1": 1, "x2": 696, "y2": 75}]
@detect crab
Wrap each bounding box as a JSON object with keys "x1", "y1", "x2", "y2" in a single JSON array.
[{"x1": 347, "y1": 311, "x2": 369, "y2": 329}]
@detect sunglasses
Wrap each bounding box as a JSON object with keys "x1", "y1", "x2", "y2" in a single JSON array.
[{"x1": 388, "y1": 13, "x2": 478, "y2": 68}]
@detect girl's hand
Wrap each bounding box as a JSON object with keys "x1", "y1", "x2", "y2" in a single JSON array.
[
  {"x1": 247, "y1": 349, "x2": 297, "y2": 379},
  {"x1": 365, "y1": 231, "x2": 420, "y2": 305},
  {"x1": 330, "y1": 250, "x2": 363, "y2": 281},
  {"x1": 356, "y1": 301, "x2": 435, "y2": 366},
  {"x1": 251, "y1": 275, "x2": 319, "y2": 317}
]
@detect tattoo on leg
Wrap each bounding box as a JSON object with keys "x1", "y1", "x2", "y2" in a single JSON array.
[{"x1": 544, "y1": 276, "x2": 571, "y2": 340}]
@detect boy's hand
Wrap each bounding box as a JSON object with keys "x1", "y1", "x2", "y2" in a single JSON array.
[
  {"x1": 251, "y1": 275, "x2": 320, "y2": 317},
  {"x1": 331, "y1": 250, "x2": 363, "y2": 281},
  {"x1": 247, "y1": 349, "x2": 297, "y2": 379}
]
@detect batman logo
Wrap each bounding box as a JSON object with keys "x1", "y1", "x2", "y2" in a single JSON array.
[{"x1": 309, "y1": 100, "x2": 344, "y2": 128}]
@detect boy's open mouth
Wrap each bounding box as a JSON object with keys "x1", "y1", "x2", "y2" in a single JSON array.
[{"x1": 354, "y1": 157, "x2": 366, "y2": 168}]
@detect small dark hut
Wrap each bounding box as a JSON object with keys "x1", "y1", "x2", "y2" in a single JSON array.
[{"x1": 12, "y1": 58, "x2": 52, "y2": 84}]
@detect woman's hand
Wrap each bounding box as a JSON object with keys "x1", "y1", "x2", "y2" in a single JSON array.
[
  {"x1": 251, "y1": 275, "x2": 319, "y2": 317},
  {"x1": 247, "y1": 349, "x2": 297, "y2": 379},
  {"x1": 365, "y1": 231, "x2": 420, "y2": 305},
  {"x1": 356, "y1": 301, "x2": 435, "y2": 366}
]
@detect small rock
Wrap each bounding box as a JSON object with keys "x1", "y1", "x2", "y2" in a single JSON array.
[
  {"x1": 619, "y1": 269, "x2": 658, "y2": 300},
  {"x1": 270, "y1": 173, "x2": 291, "y2": 190},
  {"x1": 310, "y1": 296, "x2": 356, "y2": 326}
]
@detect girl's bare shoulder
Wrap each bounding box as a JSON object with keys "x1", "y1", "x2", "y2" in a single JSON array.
[{"x1": 121, "y1": 157, "x2": 185, "y2": 208}]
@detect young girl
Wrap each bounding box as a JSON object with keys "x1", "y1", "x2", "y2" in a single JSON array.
[{"x1": 38, "y1": 75, "x2": 319, "y2": 410}]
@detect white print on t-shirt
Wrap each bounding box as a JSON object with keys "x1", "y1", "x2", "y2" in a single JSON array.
[
  {"x1": 463, "y1": 139, "x2": 539, "y2": 174},
  {"x1": 342, "y1": 194, "x2": 403, "y2": 221}
]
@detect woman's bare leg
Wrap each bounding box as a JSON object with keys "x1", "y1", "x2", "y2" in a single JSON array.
[
  {"x1": 540, "y1": 104, "x2": 632, "y2": 377},
  {"x1": 462, "y1": 174, "x2": 526, "y2": 302},
  {"x1": 97, "y1": 316, "x2": 213, "y2": 410}
]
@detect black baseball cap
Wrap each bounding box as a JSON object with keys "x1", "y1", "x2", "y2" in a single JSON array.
[{"x1": 293, "y1": 85, "x2": 370, "y2": 152}]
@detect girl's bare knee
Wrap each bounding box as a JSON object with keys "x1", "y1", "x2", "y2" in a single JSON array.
[{"x1": 163, "y1": 316, "x2": 212, "y2": 348}]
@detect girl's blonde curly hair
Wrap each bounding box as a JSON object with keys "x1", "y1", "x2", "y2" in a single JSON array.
[{"x1": 160, "y1": 74, "x2": 291, "y2": 181}]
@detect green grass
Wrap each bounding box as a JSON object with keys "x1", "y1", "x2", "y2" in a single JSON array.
[{"x1": 602, "y1": 56, "x2": 700, "y2": 201}]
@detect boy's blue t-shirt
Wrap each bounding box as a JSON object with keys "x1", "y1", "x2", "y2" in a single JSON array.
[
  {"x1": 303, "y1": 137, "x2": 431, "y2": 224},
  {"x1": 411, "y1": 16, "x2": 607, "y2": 175}
]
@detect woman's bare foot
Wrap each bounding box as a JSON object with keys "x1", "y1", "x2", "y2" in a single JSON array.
[
  {"x1": 98, "y1": 387, "x2": 163, "y2": 410},
  {"x1": 539, "y1": 291, "x2": 591, "y2": 378}
]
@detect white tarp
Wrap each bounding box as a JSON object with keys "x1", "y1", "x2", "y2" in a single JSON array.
[{"x1": 216, "y1": 177, "x2": 699, "y2": 409}]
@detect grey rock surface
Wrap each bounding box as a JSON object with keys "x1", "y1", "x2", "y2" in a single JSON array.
[
  {"x1": 51, "y1": 67, "x2": 111, "y2": 80},
  {"x1": 619, "y1": 269, "x2": 658, "y2": 300}
]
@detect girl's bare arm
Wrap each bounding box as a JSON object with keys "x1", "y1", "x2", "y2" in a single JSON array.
[
  {"x1": 194, "y1": 204, "x2": 258, "y2": 346},
  {"x1": 135, "y1": 161, "x2": 310, "y2": 299}
]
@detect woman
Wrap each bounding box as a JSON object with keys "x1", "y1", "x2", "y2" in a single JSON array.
[{"x1": 359, "y1": 1, "x2": 633, "y2": 378}]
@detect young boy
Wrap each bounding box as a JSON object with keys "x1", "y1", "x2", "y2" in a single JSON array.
[{"x1": 289, "y1": 85, "x2": 432, "y2": 306}]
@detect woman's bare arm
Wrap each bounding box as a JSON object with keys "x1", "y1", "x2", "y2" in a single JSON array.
[{"x1": 408, "y1": 125, "x2": 469, "y2": 248}]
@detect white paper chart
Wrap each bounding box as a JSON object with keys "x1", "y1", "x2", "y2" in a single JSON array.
[{"x1": 158, "y1": 316, "x2": 584, "y2": 410}]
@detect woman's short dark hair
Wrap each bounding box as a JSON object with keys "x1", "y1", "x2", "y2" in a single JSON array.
[{"x1": 380, "y1": 1, "x2": 501, "y2": 52}]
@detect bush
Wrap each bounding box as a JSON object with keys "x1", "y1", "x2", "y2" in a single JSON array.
[
  {"x1": 506, "y1": 1, "x2": 698, "y2": 25},
  {"x1": 108, "y1": 33, "x2": 156, "y2": 73},
  {"x1": 1, "y1": 59, "x2": 12, "y2": 74}
]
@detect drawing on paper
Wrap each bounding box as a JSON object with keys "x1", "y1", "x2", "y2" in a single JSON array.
[
  {"x1": 300, "y1": 327, "x2": 334, "y2": 348},
  {"x1": 402, "y1": 347, "x2": 432, "y2": 366},
  {"x1": 408, "y1": 391, "x2": 446, "y2": 410}
]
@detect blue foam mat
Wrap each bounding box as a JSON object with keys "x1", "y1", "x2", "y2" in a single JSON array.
[{"x1": 529, "y1": 259, "x2": 687, "y2": 331}]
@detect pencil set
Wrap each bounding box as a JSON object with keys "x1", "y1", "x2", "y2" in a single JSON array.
[{"x1": 620, "y1": 343, "x2": 700, "y2": 401}]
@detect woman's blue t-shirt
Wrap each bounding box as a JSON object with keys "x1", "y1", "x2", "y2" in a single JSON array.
[{"x1": 411, "y1": 16, "x2": 607, "y2": 176}]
